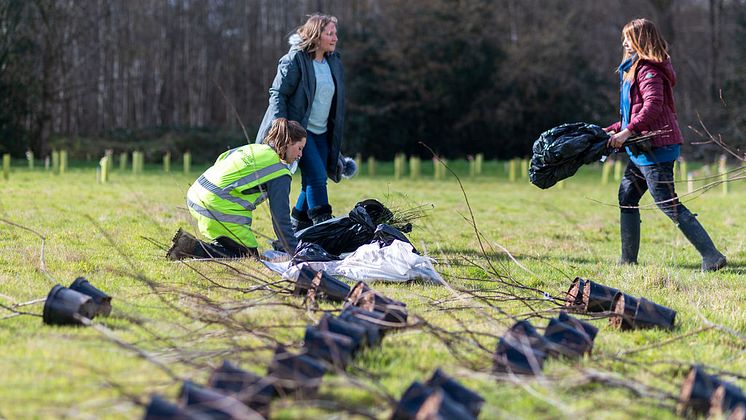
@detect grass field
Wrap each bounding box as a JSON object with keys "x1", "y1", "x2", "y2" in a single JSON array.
[{"x1": 0, "y1": 159, "x2": 744, "y2": 419}]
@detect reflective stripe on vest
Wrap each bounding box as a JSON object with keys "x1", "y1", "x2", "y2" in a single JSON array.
[
  {"x1": 187, "y1": 199, "x2": 253, "y2": 225},
  {"x1": 224, "y1": 162, "x2": 289, "y2": 190},
  {"x1": 195, "y1": 145, "x2": 290, "y2": 211},
  {"x1": 197, "y1": 175, "x2": 256, "y2": 210},
  {"x1": 253, "y1": 191, "x2": 268, "y2": 207}
]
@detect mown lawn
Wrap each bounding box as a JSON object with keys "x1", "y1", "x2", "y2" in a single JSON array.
[{"x1": 0, "y1": 160, "x2": 744, "y2": 419}]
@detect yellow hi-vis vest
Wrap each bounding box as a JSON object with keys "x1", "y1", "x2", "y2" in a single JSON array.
[{"x1": 186, "y1": 144, "x2": 291, "y2": 248}]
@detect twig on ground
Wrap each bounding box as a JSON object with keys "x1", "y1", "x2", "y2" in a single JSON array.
[{"x1": 0, "y1": 218, "x2": 57, "y2": 285}]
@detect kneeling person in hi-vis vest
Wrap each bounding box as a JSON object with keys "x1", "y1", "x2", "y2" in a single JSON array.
[{"x1": 167, "y1": 118, "x2": 306, "y2": 260}]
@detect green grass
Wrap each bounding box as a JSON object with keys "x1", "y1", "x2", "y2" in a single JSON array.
[{"x1": 0, "y1": 161, "x2": 744, "y2": 419}]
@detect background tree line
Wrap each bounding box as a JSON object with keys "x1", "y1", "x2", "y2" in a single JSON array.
[{"x1": 1, "y1": 0, "x2": 744, "y2": 163}]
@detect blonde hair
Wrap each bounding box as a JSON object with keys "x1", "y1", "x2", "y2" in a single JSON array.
[
  {"x1": 295, "y1": 14, "x2": 338, "y2": 55},
  {"x1": 264, "y1": 118, "x2": 306, "y2": 162},
  {"x1": 621, "y1": 18, "x2": 670, "y2": 81}
]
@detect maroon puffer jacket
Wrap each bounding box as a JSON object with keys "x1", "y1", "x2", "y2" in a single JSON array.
[{"x1": 605, "y1": 59, "x2": 684, "y2": 148}]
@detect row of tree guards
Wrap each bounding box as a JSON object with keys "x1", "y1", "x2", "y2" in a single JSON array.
[
  {"x1": 0, "y1": 150, "x2": 192, "y2": 183},
  {"x1": 365, "y1": 153, "x2": 486, "y2": 180},
  {"x1": 0, "y1": 151, "x2": 735, "y2": 193},
  {"x1": 94, "y1": 151, "x2": 187, "y2": 183}
]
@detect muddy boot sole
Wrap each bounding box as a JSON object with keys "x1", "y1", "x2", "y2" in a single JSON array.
[{"x1": 166, "y1": 228, "x2": 199, "y2": 260}]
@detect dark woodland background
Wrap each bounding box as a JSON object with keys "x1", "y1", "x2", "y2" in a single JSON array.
[{"x1": 1, "y1": 0, "x2": 744, "y2": 163}]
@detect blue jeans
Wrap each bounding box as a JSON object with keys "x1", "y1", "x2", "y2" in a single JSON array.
[
  {"x1": 295, "y1": 131, "x2": 329, "y2": 212},
  {"x1": 618, "y1": 160, "x2": 688, "y2": 221}
]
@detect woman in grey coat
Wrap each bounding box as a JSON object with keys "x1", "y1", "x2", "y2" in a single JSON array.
[{"x1": 256, "y1": 14, "x2": 345, "y2": 231}]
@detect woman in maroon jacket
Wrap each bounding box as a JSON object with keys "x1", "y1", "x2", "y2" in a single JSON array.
[{"x1": 605, "y1": 18, "x2": 726, "y2": 271}]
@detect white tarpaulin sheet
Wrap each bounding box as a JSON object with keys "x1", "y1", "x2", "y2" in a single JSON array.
[{"x1": 262, "y1": 240, "x2": 443, "y2": 284}]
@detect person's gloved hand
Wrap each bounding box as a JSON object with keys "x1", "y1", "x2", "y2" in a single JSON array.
[{"x1": 335, "y1": 155, "x2": 358, "y2": 181}]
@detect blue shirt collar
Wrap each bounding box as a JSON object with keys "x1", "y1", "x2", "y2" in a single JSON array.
[{"x1": 619, "y1": 54, "x2": 637, "y2": 75}]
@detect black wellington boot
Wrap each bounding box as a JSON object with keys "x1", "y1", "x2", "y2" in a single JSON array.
[
  {"x1": 291, "y1": 207, "x2": 313, "y2": 232},
  {"x1": 308, "y1": 204, "x2": 333, "y2": 225},
  {"x1": 676, "y1": 210, "x2": 727, "y2": 272},
  {"x1": 618, "y1": 212, "x2": 640, "y2": 265}
]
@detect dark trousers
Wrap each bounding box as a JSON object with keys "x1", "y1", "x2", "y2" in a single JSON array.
[
  {"x1": 295, "y1": 131, "x2": 330, "y2": 212},
  {"x1": 618, "y1": 160, "x2": 689, "y2": 221},
  {"x1": 195, "y1": 236, "x2": 257, "y2": 259}
]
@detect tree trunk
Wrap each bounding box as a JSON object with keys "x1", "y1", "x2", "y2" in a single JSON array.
[{"x1": 709, "y1": 0, "x2": 723, "y2": 100}]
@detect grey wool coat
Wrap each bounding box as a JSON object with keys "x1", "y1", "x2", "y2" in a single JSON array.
[{"x1": 255, "y1": 35, "x2": 345, "y2": 182}]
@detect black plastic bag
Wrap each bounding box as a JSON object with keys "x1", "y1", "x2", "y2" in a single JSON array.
[
  {"x1": 529, "y1": 122, "x2": 610, "y2": 189},
  {"x1": 372, "y1": 224, "x2": 416, "y2": 253},
  {"x1": 294, "y1": 199, "x2": 419, "y2": 255},
  {"x1": 295, "y1": 203, "x2": 377, "y2": 255},
  {"x1": 356, "y1": 199, "x2": 394, "y2": 225},
  {"x1": 291, "y1": 241, "x2": 341, "y2": 265}
]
